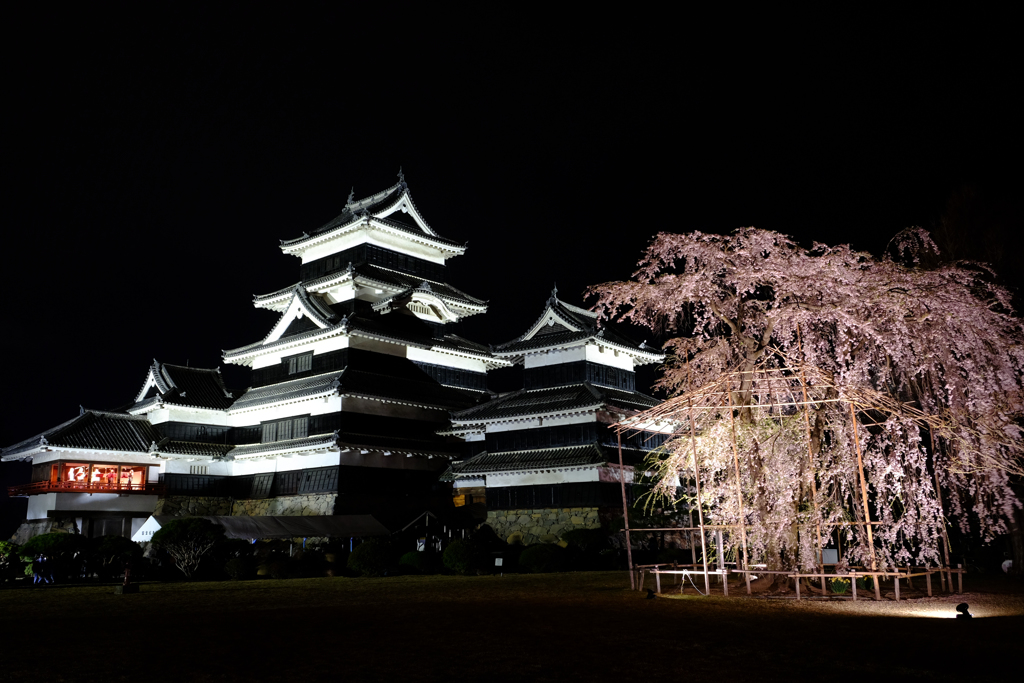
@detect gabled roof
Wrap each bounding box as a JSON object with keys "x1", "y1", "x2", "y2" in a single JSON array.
[
  {"x1": 2, "y1": 410, "x2": 162, "y2": 460},
  {"x1": 450, "y1": 382, "x2": 659, "y2": 423},
  {"x1": 279, "y1": 180, "x2": 466, "y2": 257},
  {"x1": 132, "y1": 361, "x2": 235, "y2": 411},
  {"x1": 492, "y1": 289, "x2": 664, "y2": 365}
]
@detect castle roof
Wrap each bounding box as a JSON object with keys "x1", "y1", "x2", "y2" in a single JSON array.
[
  {"x1": 131, "y1": 361, "x2": 235, "y2": 412},
  {"x1": 279, "y1": 181, "x2": 466, "y2": 258},
  {"x1": 450, "y1": 382, "x2": 659, "y2": 423},
  {"x1": 492, "y1": 290, "x2": 664, "y2": 365}
]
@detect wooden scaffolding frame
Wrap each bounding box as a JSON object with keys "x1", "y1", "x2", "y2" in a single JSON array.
[{"x1": 614, "y1": 342, "x2": 961, "y2": 599}]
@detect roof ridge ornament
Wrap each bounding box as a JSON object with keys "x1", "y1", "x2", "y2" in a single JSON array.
[
  {"x1": 397, "y1": 167, "x2": 405, "y2": 185},
  {"x1": 346, "y1": 187, "x2": 355, "y2": 205}
]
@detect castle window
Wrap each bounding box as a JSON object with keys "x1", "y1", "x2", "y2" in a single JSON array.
[
  {"x1": 261, "y1": 415, "x2": 310, "y2": 443},
  {"x1": 285, "y1": 352, "x2": 313, "y2": 375}
]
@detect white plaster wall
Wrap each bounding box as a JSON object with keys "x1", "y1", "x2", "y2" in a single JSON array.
[
  {"x1": 584, "y1": 343, "x2": 636, "y2": 371},
  {"x1": 407, "y1": 347, "x2": 489, "y2": 372},
  {"x1": 524, "y1": 346, "x2": 587, "y2": 369},
  {"x1": 163, "y1": 460, "x2": 236, "y2": 476},
  {"x1": 29, "y1": 493, "x2": 159, "y2": 517},
  {"x1": 273, "y1": 450, "x2": 342, "y2": 472},
  {"x1": 486, "y1": 468, "x2": 600, "y2": 487},
  {"x1": 251, "y1": 334, "x2": 350, "y2": 369},
  {"x1": 147, "y1": 406, "x2": 234, "y2": 427},
  {"x1": 29, "y1": 450, "x2": 162, "y2": 467},
  {"x1": 453, "y1": 477, "x2": 485, "y2": 489}
]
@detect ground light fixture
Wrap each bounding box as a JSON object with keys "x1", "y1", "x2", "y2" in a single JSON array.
[{"x1": 956, "y1": 603, "x2": 973, "y2": 619}]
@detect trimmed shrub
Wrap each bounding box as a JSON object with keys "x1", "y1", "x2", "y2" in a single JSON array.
[
  {"x1": 442, "y1": 539, "x2": 483, "y2": 575},
  {"x1": 399, "y1": 551, "x2": 439, "y2": 574},
  {"x1": 561, "y1": 528, "x2": 608, "y2": 552},
  {"x1": 20, "y1": 533, "x2": 87, "y2": 582},
  {"x1": 347, "y1": 539, "x2": 392, "y2": 577},
  {"x1": 89, "y1": 535, "x2": 144, "y2": 581},
  {"x1": 519, "y1": 543, "x2": 568, "y2": 573},
  {"x1": 225, "y1": 557, "x2": 258, "y2": 580}
]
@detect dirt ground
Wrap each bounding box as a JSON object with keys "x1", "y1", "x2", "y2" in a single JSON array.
[{"x1": 2, "y1": 571, "x2": 1022, "y2": 682}]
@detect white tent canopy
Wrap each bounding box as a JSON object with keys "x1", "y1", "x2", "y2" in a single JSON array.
[{"x1": 132, "y1": 514, "x2": 390, "y2": 542}]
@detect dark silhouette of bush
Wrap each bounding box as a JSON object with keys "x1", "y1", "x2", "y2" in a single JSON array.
[
  {"x1": 225, "y1": 556, "x2": 258, "y2": 580},
  {"x1": 442, "y1": 539, "x2": 484, "y2": 574},
  {"x1": 0, "y1": 541, "x2": 25, "y2": 583},
  {"x1": 347, "y1": 539, "x2": 392, "y2": 576},
  {"x1": 89, "y1": 535, "x2": 144, "y2": 581},
  {"x1": 20, "y1": 532, "x2": 87, "y2": 582},
  {"x1": 561, "y1": 528, "x2": 608, "y2": 552},
  {"x1": 399, "y1": 551, "x2": 440, "y2": 574},
  {"x1": 519, "y1": 543, "x2": 568, "y2": 573}
]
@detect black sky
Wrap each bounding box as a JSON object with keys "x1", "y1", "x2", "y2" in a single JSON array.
[{"x1": 2, "y1": 5, "x2": 1020, "y2": 533}]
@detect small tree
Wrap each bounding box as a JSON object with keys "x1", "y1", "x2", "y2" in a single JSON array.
[{"x1": 151, "y1": 518, "x2": 225, "y2": 579}]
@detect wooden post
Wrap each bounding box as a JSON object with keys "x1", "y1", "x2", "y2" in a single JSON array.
[
  {"x1": 796, "y1": 326, "x2": 827, "y2": 596},
  {"x1": 725, "y1": 380, "x2": 752, "y2": 596},
  {"x1": 795, "y1": 578, "x2": 801, "y2": 601},
  {"x1": 852, "y1": 575, "x2": 857, "y2": 601},
  {"x1": 850, "y1": 403, "x2": 881, "y2": 601},
  {"x1": 957, "y1": 564, "x2": 963, "y2": 594},
  {"x1": 686, "y1": 372, "x2": 710, "y2": 596},
  {"x1": 617, "y1": 431, "x2": 634, "y2": 590},
  {"x1": 926, "y1": 570, "x2": 932, "y2": 597},
  {"x1": 894, "y1": 573, "x2": 900, "y2": 601},
  {"x1": 716, "y1": 530, "x2": 728, "y2": 596},
  {"x1": 656, "y1": 569, "x2": 661, "y2": 595}
]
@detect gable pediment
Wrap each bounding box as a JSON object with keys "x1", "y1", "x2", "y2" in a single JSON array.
[{"x1": 263, "y1": 288, "x2": 336, "y2": 345}]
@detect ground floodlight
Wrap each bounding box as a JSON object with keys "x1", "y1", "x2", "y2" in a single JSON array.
[{"x1": 955, "y1": 603, "x2": 972, "y2": 619}]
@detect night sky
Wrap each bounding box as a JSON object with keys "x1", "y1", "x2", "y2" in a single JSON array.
[{"x1": 2, "y1": 5, "x2": 1020, "y2": 535}]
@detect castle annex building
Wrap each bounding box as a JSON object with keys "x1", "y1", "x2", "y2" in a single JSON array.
[{"x1": 3, "y1": 177, "x2": 666, "y2": 543}]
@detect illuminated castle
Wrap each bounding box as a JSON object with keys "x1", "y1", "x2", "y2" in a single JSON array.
[{"x1": 3, "y1": 175, "x2": 665, "y2": 544}]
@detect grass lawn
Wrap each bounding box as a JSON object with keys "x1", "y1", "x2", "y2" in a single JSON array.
[{"x1": 2, "y1": 571, "x2": 1022, "y2": 682}]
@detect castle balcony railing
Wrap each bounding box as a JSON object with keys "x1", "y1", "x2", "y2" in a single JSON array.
[{"x1": 6, "y1": 481, "x2": 166, "y2": 497}]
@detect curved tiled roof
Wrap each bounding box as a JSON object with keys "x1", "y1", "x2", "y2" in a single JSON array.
[
  {"x1": 451, "y1": 383, "x2": 659, "y2": 422},
  {"x1": 230, "y1": 371, "x2": 343, "y2": 412},
  {"x1": 280, "y1": 183, "x2": 464, "y2": 252},
  {"x1": 492, "y1": 295, "x2": 664, "y2": 364},
  {"x1": 231, "y1": 433, "x2": 340, "y2": 459},
  {"x1": 451, "y1": 384, "x2": 606, "y2": 422},
  {"x1": 2, "y1": 411, "x2": 161, "y2": 459},
  {"x1": 450, "y1": 444, "x2": 609, "y2": 474}
]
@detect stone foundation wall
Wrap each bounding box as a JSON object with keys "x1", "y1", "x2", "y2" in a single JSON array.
[
  {"x1": 155, "y1": 494, "x2": 337, "y2": 517},
  {"x1": 154, "y1": 496, "x2": 232, "y2": 517},
  {"x1": 486, "y1": 507, "x2": 601, "y2": 545},
  {"x1": 232, "y1": 494, "x2": 336, "y2": 517}
]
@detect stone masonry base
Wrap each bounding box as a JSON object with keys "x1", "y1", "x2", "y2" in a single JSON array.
[
  {"x1": 154, "y1": 494, "x2": 337, "y2": 518},
  {"x1": 486, "y1": 507, "x2": 601, "y2": 545}
]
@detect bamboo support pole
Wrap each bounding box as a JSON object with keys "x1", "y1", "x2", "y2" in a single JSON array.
[
  {"x1": 725, "y1": 378, "x2": 752, "y2": 595},
  {"x1": 851, "y1": 402, "x2": 881, "y2": 601},
  {"x1": 686, "y1": 368, "x2": 710, "y2": 595},
  {"x1": 797, "y1": 324, "x2": 827, "y2": 596},
  {"x1": 617, "y1": 431, "x2": 634, "y2": 590}
]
